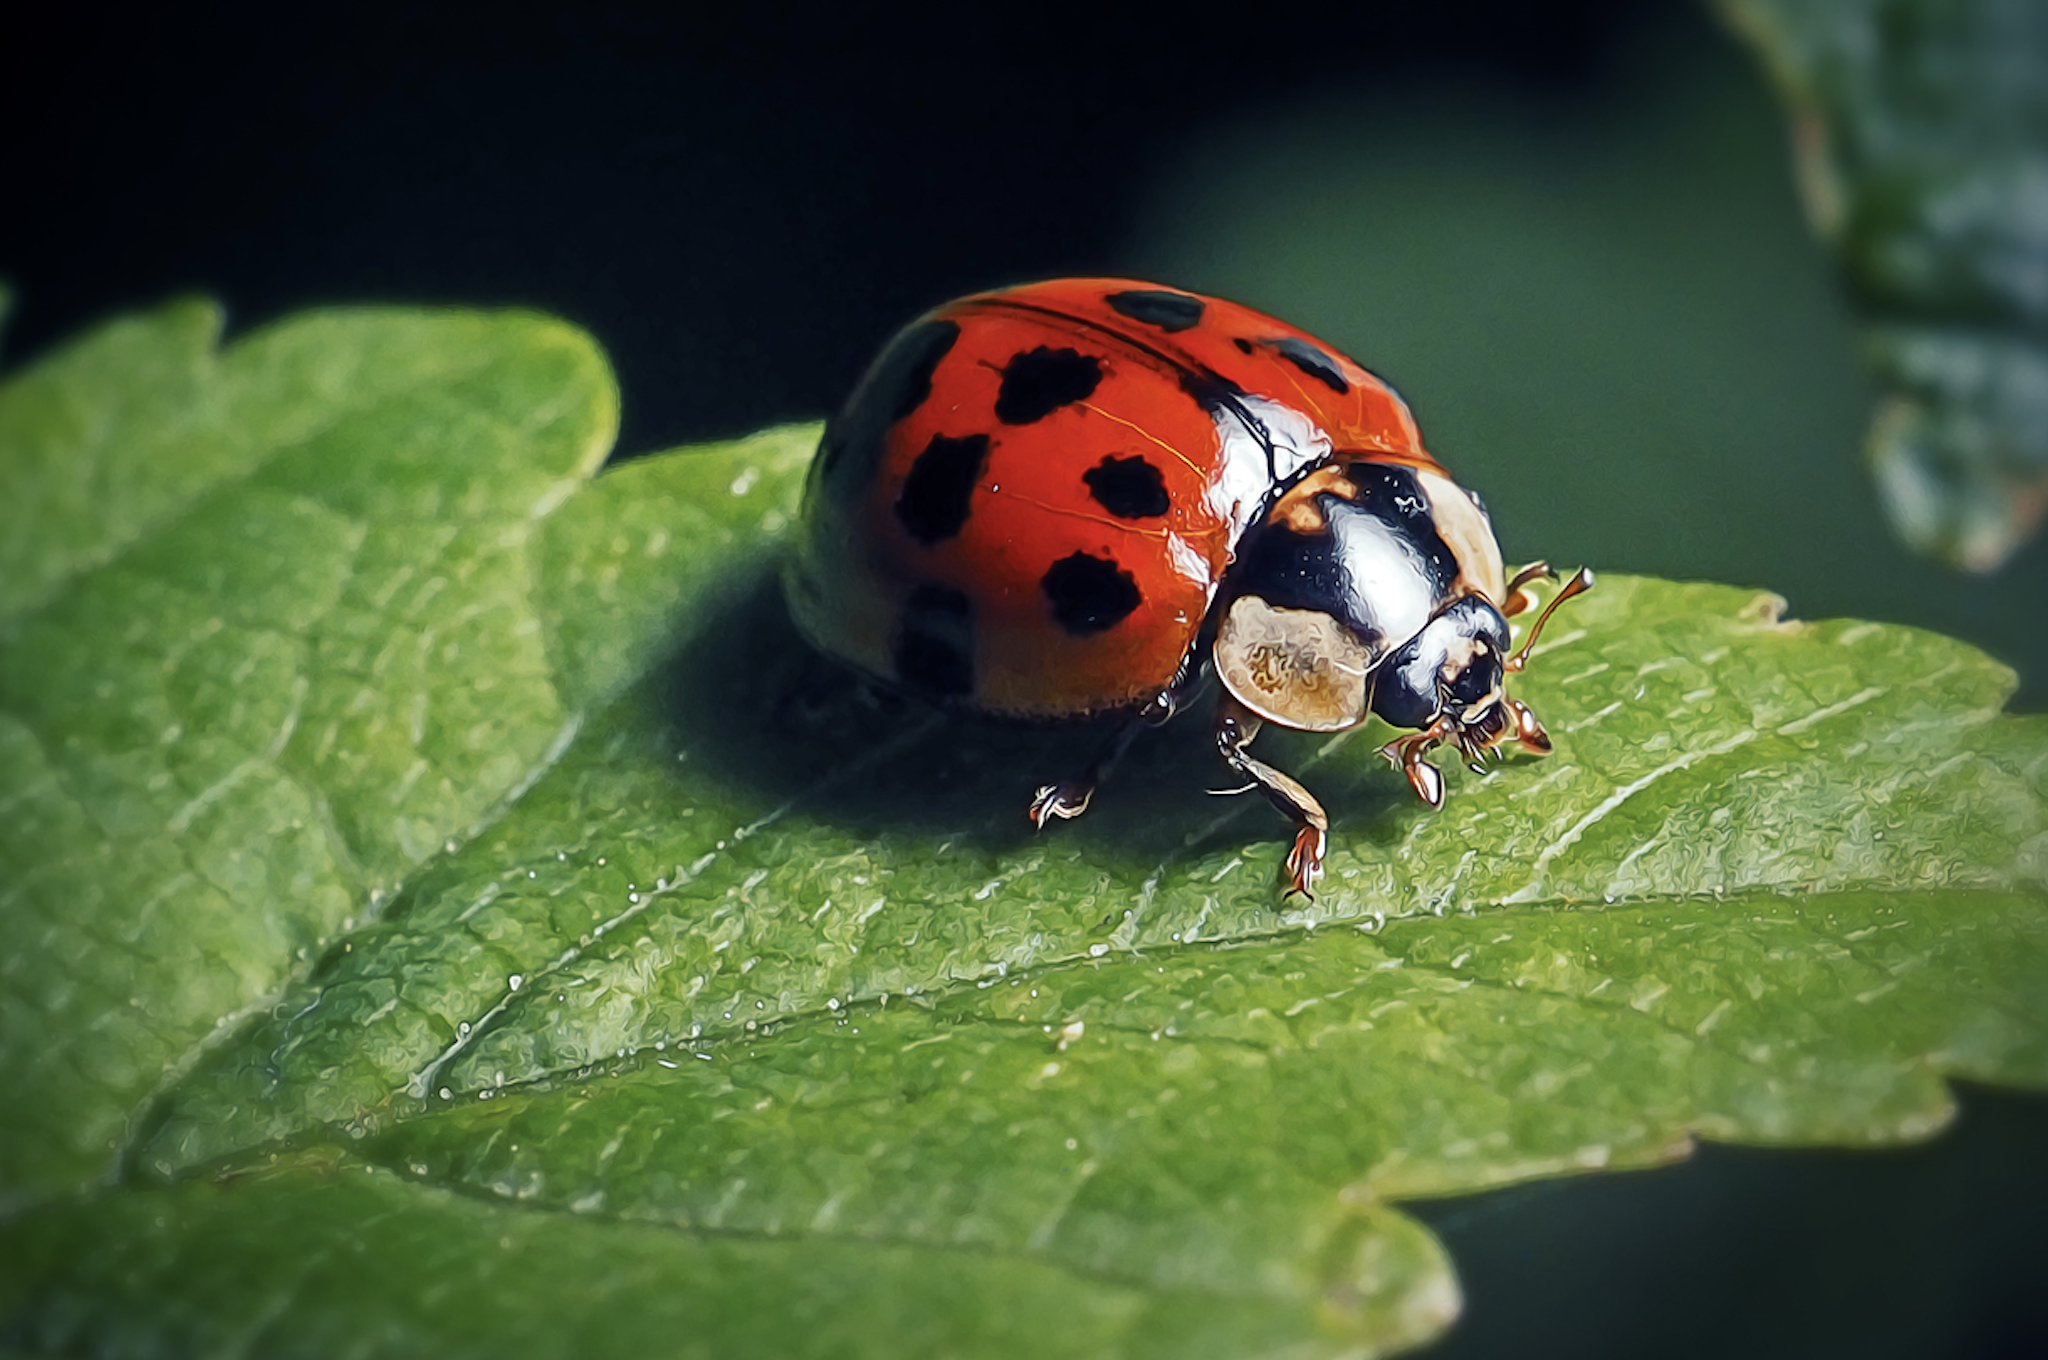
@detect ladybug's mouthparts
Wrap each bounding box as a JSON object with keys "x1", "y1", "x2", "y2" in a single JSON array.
[{"x1": 1449, "y1": 693, "x2": 1513, "y2": 770}]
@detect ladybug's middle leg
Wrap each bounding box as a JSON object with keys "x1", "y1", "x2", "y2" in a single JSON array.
[{"x1": 1213, "y1": 692, "x2": 1329, "y2": 898}]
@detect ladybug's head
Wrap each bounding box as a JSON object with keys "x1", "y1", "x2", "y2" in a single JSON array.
[
  {"x1": 1209, "y1": 458, "x2": 1591, "y2": 806},
  {"x1": 1372, "y1": 568, "x2": 1595, "y2": 807}
]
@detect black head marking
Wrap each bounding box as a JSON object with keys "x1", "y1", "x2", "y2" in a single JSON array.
[
  {"x1": 1271, "y1": 336, "x2": 1349, "y2": 395},
  {"x1": 1081, "y1": 455, "x2": 1170, "y2": 520},
  {"x1": 996, "y1": 347, "x2": 1103, "y2": 425},
  {"x1": 1232, "y1": 337, "x2": 1255, "y2": 355},
  {"x1": 1224, "y1": 462, "x2": 1462, "y2": 662},
  {"x1": 818, "y1": 318, "x2": 961, "y2": 501},
  {"x1": 894, "y1": 583, "x2": 976, "y2": 698},
  {"x1": 1041, "y1": 552, "x2": 1142, "y2": 636},
  {"x1": 1351, "y1": 462, "x2": 1438, "y2": 524},
  {"x1": 1105, "y1": 288, "x2": 1206, "y2": 333},
  {"x1": 895, "y1": 433, "x2": 990, "y2": 544}
]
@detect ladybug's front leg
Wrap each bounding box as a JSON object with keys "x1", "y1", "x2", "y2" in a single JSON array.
[
  {"x1": 1379, "y1": 723, "x2": 1452, "y2": 808},
  {"x1": 1213, "y1": 693, "x2": 1329, "y2": 898}
]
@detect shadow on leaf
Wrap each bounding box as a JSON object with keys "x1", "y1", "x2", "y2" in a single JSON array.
[{"x1": 641, "y1": 559, "x2": 1409, "y2": 875}]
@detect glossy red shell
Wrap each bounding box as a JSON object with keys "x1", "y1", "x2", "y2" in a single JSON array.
[{"x1": 786, "y1": 278, "x2": 1447, "y2": 718}]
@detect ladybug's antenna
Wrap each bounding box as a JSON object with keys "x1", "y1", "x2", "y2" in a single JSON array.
[{"x1": 1505, "y1": 567, "x2": 1595, "y2": 672}]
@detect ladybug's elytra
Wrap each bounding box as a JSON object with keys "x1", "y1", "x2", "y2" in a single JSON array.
[{"x1": 785, "y1": 278, "x2": 1591, "y2": 895}]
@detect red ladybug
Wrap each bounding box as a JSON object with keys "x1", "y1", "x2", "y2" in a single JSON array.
[{"x1": 785, "y1": 278, "x2": 1591, "y2": 896}]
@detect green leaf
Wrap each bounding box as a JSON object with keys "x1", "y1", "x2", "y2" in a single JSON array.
[
  {"x1": 1720, "y1": 0, "x2": 2048, "y2": 572},
  {"x1": 0, "y1": 302, "x2": 617, "y2": 1194},
  {"x1": 2, "y1": 302, "x2": 2045, "y2": 1358}
]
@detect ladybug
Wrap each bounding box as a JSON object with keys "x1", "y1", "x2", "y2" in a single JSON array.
[{"x1": 785, "y1": 278, "x2": 1591, "y2": 896}]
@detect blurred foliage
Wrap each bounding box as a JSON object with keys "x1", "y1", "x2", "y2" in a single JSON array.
[
  {"x1": 1721, "y1": 0, "x2": 2048, "y2": 573},
  {"x1": 2, "y1": 304, "x2": 2045, "y2": 1357},
  {"x1": 1128, "y1": 4, "x2": 2048, "y2": 725}
]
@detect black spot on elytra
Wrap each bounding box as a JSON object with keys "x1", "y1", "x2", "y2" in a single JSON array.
[
  {"x1": 895, "y1": 433, "x2": 989, "y2": 544},
  {"x1": 996, "y1": 347, "x2": 1102, "y2": 425},
  {"x1": 817, "y1": 319, "x2": 961, "y2": 501},
  {"x1": 894, "y1": 583, "x2": 975, "y2": 698},
  {"x1": 1082, "y1": 455, "x2": 1169, "y2": 520},
  {"x1": 1271, "y1": 336, "x2": 1349, "y2": 394},
  {"x1": 1106, "y1": 288, "x2": 1205, "y2": 333},
  {"x1": 1232, "y1": 337, "x2": 1255, "y2": 355},
  {"x1": 1041, "y1": 552, "x2": 1142, "y2": 636}
]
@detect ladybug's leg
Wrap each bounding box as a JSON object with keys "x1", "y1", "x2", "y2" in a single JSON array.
[
  {"x1": 1214, "y1": 693, "x2": 1329, "y2": 898},
  {"x1": 1379, "y1": 722, "x2": 1454, "y2": 808},
  {"x1": 1500, "y1": 561, "x2": 1557, "y2": 618},
  {"x1": 1028, "y1": 671, "x2": 1201, "y2": 829},
  {"x1": 1028, "y1": 721, "x2": 1142, "y2": 828},
  {"x1": 1505, "y1": 697, "x2": 1552, "y2": 755}
]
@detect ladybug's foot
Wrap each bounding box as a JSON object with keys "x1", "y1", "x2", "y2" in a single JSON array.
[
  {"x1": 1507, "y1": 697, "x2": 1553, "y2": 756},
  {"x1": 1380, "y1": 728, "x2": 1449, "y2": 809},
  {"x1": 1283, "y1": 823, "x2": 1328, "y2": 899},
  {"x1": 1028, "y1": 714, "x2": 1156, "y2": 831},
  {"x1": 1027, "y1": 780, "x2": 1095, "y2": 829}
]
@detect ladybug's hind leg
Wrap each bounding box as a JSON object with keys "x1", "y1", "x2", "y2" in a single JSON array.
[
  {"x1": 1213, "y1": 693, "x2": 1329, "y2": 899},
  {"x1": 1028, "y1": 677, "x2": 1196, "y2": 829},
  {"x1": 1028, "y1": 733, "x2": 1129, "y2": 827}
]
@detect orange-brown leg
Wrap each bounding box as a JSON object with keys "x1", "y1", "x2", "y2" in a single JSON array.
[
  {"x1": 1214, "y1": 694, "x2": 1329, "y2": 898},
  {"x1": 1379, "y1": 718, "x2": 1456, "y2": 808}
]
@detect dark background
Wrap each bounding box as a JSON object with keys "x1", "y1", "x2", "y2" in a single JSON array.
[{"x1": 6, "y1": 2, "x2": 2045, "y2": 1356}]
